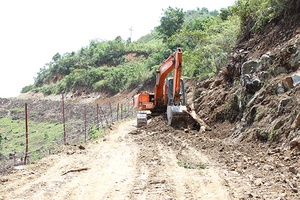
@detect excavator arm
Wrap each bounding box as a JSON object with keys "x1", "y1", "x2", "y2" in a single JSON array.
[
  {"x1": 172, "y1": 48, "x2": 183, "y2": 105},
  {"x1": 154, "y1": 48, "x2": 183, "y2": 107}
]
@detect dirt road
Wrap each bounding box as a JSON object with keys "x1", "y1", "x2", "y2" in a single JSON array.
[{"x1": 0, "y1": 119, "x2": 240, "y2": 200}]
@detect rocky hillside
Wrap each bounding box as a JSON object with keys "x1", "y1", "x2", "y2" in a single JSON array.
[
  {"x1": 169, "y1": 12, "x2": 300, "y2": 198},
  {"x1": 189, "y1": 12, "x2": 300, "y2": 147}
]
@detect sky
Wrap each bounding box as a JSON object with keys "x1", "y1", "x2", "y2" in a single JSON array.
[{"x1": 0, "y1": 0, "x2": 235, "y2": 98}]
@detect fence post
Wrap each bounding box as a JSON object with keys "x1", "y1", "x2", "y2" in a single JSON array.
[
  {"x1": 127, "y1": 101, "x2": 130, "y2": 118},
  {"x1": 121, "y1": 104, "x2": 123, "y2": 119},
  {"x1": 84, "y1": 106, "x2": 87, "y2": 143},
  {"x1": 109, "y1": 103, "x2": 113, "y2": 123},
  {"x1": 98, "y1": 105, "x2": 103, "y2": 128},
  {"x1": 100, "y1": 106, "x2": 108, "y2": 126},
  {"x1": 24, "y1": 103, "x2": 29, "y2": 165},
  {"x1": 129, "y1": 100, "x2": 133, "y2": 117},
  {"x1": 96, "y1": 104, "x2": 100, "y2": 129},
  {"x1": 117, "y1": 103, "x2": 119, "y2": 121},
  {"x1": 62, "y1": 93, "x2": 66, "y2": 145}
]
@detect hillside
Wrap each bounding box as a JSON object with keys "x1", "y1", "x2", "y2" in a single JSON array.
[
  {"x1": 175, "y1": 9, "x2": 300, "y2": 198},
  {"x1": 21, "y1": 6, "x2": 238, "y2": 97},
  {"x1": 1, "y1": 2, "x2": 300, "y2": 199},
  {"x1": 201, "y1": 11, "x2": 300, "y2": 145}
]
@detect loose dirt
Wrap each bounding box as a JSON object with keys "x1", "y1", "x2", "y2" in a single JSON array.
[{"x1": 1, "y1": 119, "x2": 240, "y2": 200}]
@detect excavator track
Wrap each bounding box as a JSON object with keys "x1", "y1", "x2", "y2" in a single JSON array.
[{"x1": 136, "y1": 111, "x2": 148, "y2": 127}]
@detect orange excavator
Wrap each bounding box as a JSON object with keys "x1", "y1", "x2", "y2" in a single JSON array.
[{"x1": 133, "y1": 48, "x2": 187, "y2": 127}]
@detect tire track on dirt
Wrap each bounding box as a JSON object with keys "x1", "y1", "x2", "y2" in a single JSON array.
[
  {"x1": 130, "y1": 128, "x2": 231, "y2": 200},
  {"x1": 1, "y1": 120, "x2": 139, "y2": 200},
  {"x1": 1, "y1": 119, "x2": 232, "y2": 200}
]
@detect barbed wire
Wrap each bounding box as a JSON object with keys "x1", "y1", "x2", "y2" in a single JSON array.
[{"x1": 0, "y1": 96, "x2": 136, "y2": 174}]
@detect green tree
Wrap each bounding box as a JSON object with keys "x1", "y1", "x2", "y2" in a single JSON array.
[
  {"x1": 52, "y1": 52, "x2": 61, "y2": 62},
  {"x1": 219, "y1": 7, "x2": 232, "y2": 20},
  {"x1": 199, "y1": 7, "x2": 209, "y2": 15},
  {"x1": 231, "y1": 0, "x2": 289, "y2": 40},
  {"x1": 156, "y1": 7, "x2": 185, "y2": 41},
  {"x1": 21, "y1": 84, "x2": 34, "y2": 93},
  {"x1": 34, "y1": 66, "x2": 49, "y2": 87}
]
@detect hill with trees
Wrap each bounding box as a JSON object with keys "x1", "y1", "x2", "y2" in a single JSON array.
[
  {"x1": 21, "y1": 6, "x2": 238, "y2": 96},
  {"x1": 22, "y1": 1, "x2": 299, "y2": 98}
]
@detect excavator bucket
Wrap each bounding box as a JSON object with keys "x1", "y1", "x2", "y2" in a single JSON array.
[{"x1": 167, "y1": 105, "x2": 188, "y2": 126}]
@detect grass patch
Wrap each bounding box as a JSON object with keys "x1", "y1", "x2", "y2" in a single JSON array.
[
  {"x1": 89, "y1": 125, "x2": 105, "y2": 140},
  {"x1": 9, "y1": 107, "x2": 24, "y2": 113},
  {"x1": 0, "y1": 117, "x2": 63, "y2": 161},
  {"x1": 177, "y1": 160, "x2": 207, "y2": 170}
]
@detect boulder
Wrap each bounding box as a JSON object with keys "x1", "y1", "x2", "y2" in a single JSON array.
[
  {"x1": 282, "y1": 77, "x2": 294, "y2": 91},
  {"x1": 292, "y1": 73, "x2": 300, "y2": 87},
  {"x1": 274, "y1": 66, "x2": 288, "y2": 75},
  {"x1": 241, "y1": 58, "x2": 270, "y2": 94},
  {"x1": 241, "y1": 60, "x2": 260, "y2": 75},
  {"x1": 290, "y1": 50, "x2": 300, "y2": 69},
  {"x1": 291, "y1": 113, "x2": 300, "y2": 129},
  {"x1": 278, "y1": 73, "x2": 300, "y2": 93},
  {"x1": 290, "y1": 136, "x2": 300, "y2": 150}
]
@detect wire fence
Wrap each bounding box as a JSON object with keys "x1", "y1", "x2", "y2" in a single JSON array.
[{"x1": 0, "y1": 94, "x2": 135, "y2": 173}]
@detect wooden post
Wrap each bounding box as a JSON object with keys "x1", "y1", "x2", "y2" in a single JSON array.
[
  {"x1": 121, "y1": 104, "x2": 123, "y2": 119},
  {"x1": 98, "y1": 105, "x2": 103, "y2": 128},
  {"x1": 24, "y1": 103, "x2": 29, "y2": 165},
  {"x1": 127, "y1": 102, "x2": 130, "y2": 118},
  {"x1": 84, "y1": 106, "x2": 87, "y2": 143},
  {"x1": 96, "y1": 104, "x2": 100, "y2": 129},
  {"x1": 62, "y1": 93, "x2": 66, "y2": 145},
  {"x1": 117, "y1": 103, "x2": 119, "y2": 121},
  {"x1": 100, "y1": 106, "x2": 108, "y2": 126},
  {"x1": 109, "y1": 103, "x2": 113, "y2": 123}
]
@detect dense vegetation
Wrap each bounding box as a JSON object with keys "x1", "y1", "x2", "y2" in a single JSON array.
[
  {"x1": 21, "y1": 0, "x2": 298, "y2": 96},
  {"x1": 233, "y1": 0, "x2": 299, "y2": 41}
]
